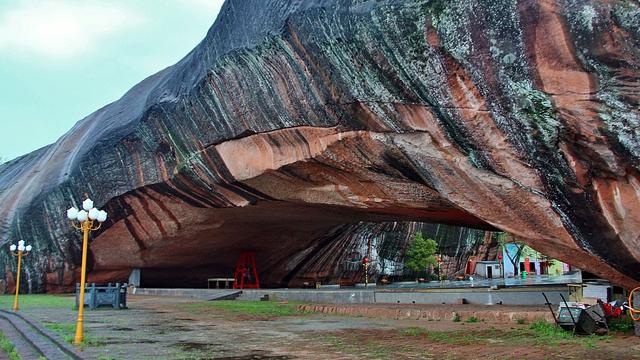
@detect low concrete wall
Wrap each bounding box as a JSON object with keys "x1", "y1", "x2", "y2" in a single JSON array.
[
  {"x1": 134, "y1": 285, "x2": 569, "y2": 306},
  {"x1": 375, "y1": 287, "x2": 569, "y2": 305},
  {"x1": 238, "y1": 289, "x2": 375, "y2": 303}
]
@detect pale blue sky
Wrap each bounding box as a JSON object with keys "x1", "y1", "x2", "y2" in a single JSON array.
[{"x1": 0, "y1": 0, "x2": 224, "y2": 161}]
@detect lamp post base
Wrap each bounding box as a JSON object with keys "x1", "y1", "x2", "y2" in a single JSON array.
[{"x1": 74, "y1": 319, "x2": 84, "y2": 345}]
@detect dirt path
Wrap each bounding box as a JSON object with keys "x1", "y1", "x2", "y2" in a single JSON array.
[{"x1": 17, "y1": 295, "x2": 640, "y2": 359}]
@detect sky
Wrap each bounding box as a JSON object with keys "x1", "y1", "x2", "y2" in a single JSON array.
[{"x1": 0, "y1": 0, "x2": 225, "y2": 161}]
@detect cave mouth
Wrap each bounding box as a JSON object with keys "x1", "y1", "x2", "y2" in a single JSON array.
[
  {"x1": 90, "y1": 199, "x2": 497, "y2": 289},
  {"x1": 91, "y1": 196, "x2": 494, "y2": 288},
  {"x1": 136, "y1": 222, "x2": 496, "y2": 289}
]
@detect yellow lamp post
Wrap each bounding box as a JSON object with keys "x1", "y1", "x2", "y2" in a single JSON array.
[
  {"x1": 362, "y1": 257, "x2": 370, "y2": 287},
  {"x1": 9, "y1": 240, "x2": 32, "y2": 311},
  {"x1": 66, "y1": 198, "x2": 108, "y2": 345}
]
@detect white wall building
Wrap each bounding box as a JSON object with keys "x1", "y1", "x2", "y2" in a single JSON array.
[{"x1": 475, "y1": 261, "x2": 503, "y2": 279}]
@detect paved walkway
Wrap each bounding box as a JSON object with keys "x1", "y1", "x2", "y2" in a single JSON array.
[{"x1": 0, "y1": 317, "x2": 41, "y2": 359}]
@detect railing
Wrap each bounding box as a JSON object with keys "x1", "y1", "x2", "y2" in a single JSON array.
[{"x1": 75, "y1": 282, "x2": 128, "y2": 310}]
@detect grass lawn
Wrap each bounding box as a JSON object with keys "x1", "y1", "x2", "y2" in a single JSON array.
[
  {"x1": 180, "y1": 300, "x2": 306, "y2": 317},
  {"x1": 0, "y1": 294, "x2": 74, "y2": 310},
  {"x1": 42, "y1": 322, "x2": 105, "y2": 350}
]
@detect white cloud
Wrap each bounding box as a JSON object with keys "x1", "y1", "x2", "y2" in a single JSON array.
[{"x1": 0, "y1": 1, "x2": 143, "y2": 59}]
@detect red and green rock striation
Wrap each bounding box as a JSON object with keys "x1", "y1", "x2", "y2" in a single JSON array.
[{"x1": 1, "y1": 0, "x2": 639, "y2": 292}]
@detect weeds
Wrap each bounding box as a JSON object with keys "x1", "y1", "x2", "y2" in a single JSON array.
[
  {"x1": 525, "y1": 321, "x2": 611, "y2": 348},
  {"x1": 420, "y1": 321, "x2": 610, "y2": 349},
  {"x1": 401, "y1": 327, "x2": 428, "y2": 336},
  {"x1": 0, "y1": 331, "x2": 20, "y2": 360},
  {"x1": 608, "y1": 315, "x2": 634, "y2": 333},
  {"x1": 426, "y1": 331, "x2": 479, "y2": 345},
  {"x1": 466, "y1": 316, "x2": 478, "y2": 323},
  {"x1": 452, "y1": 312, "x2": 461, "y2": 322},
  {"x1": 323, "y1": 335, "x2": 392, "y2": 359},
  {"x1": 527, "y1": 320, "x2": 573, "y2": 345}
]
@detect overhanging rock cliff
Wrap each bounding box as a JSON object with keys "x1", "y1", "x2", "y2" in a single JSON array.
[{"x1": 0, "y1": 0, "x2": 639, "y2": 292}]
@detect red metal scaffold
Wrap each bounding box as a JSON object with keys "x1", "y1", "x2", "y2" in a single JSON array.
[{"x1": 233, "y1": 251, "x2": 260, "y2": 289}]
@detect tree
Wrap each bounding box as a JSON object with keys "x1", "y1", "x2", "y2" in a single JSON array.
[
  {"x1": 497, "y1": 232, "x2": 525, "y2": 276},
  {"x1": 405, "y1": 232, "x2": 438, "y2": 274}
]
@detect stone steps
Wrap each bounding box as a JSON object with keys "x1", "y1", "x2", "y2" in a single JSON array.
[{"x1": 0, "y1": 310, "x2": 84, "y2": 359}]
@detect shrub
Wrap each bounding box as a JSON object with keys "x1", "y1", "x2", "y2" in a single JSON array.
[{"x1": 405, "y1": 233, "x2": 438, "y2": 273}]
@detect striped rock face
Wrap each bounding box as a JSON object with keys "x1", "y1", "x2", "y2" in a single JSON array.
[{"x1": 0, "y1": 0, "x2": 639, "y2": 292}]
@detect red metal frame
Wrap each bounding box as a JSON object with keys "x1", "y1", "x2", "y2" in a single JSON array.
[{"x1": 233, "y1": 251, "x2": 260, "y2": 289}]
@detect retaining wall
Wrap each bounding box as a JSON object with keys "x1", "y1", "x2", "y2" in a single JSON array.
[{"x1": 133, "y1": 286, "x2": 569, "y2": 306}]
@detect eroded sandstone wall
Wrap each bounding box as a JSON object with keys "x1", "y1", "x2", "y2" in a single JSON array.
[{"x1": 0, "y1": 0, "x2": 639, "y2": 292}]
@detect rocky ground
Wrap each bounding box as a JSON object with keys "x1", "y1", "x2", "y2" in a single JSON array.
[{"x1": 2, "y1": 295, "x2": 639, "y2": 359}]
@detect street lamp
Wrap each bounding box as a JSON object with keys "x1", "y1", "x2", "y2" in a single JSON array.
[
  {"x1": 9, "y1": 240, "x2": 32, "y2": 311},
  {"x1": 66, "y1": 198, "x2": 107, "y2": 345},
  {"x1": 436, "y1": 255, "x2": 443, "y2": 282},
  {"x1": 362, "y1": 256, "x2": 370, "y2": 287}
]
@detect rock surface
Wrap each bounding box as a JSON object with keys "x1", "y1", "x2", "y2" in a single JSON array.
[{"x1": 1, "y1": 0, "x2": 639, "y2": 292}]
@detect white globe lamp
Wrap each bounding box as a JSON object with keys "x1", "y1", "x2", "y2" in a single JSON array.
[
  {"x1": 97, "y1": 210, "x2": 108, "y2": 223},
  {"x1": 88, "y1": 208, "x2": 99, "y2": 220},
  {"x1": 77, "y1": 210, "x2": 88, "y2": 222},
  {"x1": 82, "y1": 198, "x2": 94, "y2": 211},
  {"x1": 67, "y1": 207, "x2": 79, "y2": 220}
]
